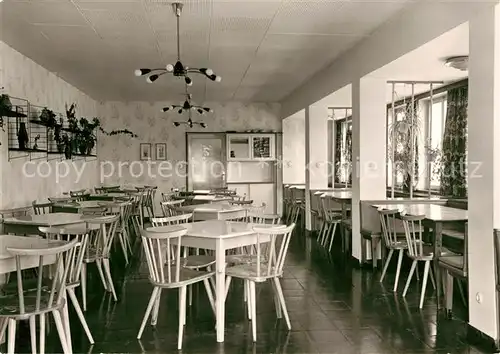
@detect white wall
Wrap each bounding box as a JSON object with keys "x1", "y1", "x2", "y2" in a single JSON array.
[
  {"x1": 97, "y1": 101, "x2": 281, "y2": 194},
  {"x1": 281, "y1": 0, "x2": 498, "y2": 118},
  {"x1": 0, "y1": 42, "x2": 99, "y2": 209},
  {"x1": 282, "y1": 113, "x2": 305, "y2": 184}
]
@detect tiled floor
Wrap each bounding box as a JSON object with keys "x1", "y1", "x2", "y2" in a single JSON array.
[{"x1": 10, "y1": 231, "x2": 488, "y2": 353}]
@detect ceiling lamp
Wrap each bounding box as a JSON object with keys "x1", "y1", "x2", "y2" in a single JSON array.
[
  {"x1": 444, "y1": 56, "x2": 468, "y2": 71},
  {"x1": 135, "y1": 3, "x2": 221, "y2": 85},
  {"x1": 162, "y1": 92, "x2": 213, "y2": 115}
]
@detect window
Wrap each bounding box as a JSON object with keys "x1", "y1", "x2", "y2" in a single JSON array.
[{"x1": 427, "y1": 95, "x2": 447, "y2": 189}]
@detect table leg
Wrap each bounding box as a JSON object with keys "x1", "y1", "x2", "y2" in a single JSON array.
[
  {"x1": 340, "y1": 203, "x2": 346, "y2": 254},
  {"x1": 433, "y1": 222, "x2": 443, "y2": 310},
  {"x1": 215, "y1": 240, "x2": 225, "y2": 343},
  {"x1": 0, "y1": 274, "x2": 6, "y2": 346}
]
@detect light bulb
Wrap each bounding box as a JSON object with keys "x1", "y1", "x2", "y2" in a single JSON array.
[
  {"x1": 185, "y1": 76, "x2": 192, "y2": 86},
  {"x1": 206, "y1": 68, "x2": 213, "y2": 76},
  {"x1": 166, "y1": 64, "x2": 174, "y2": 72},
  {"x1": 215, "y1": 76, "x2": 222, "y2": 82},
  {"x1": 134, "y1": 69, "x2": 142, "y2": 76}
]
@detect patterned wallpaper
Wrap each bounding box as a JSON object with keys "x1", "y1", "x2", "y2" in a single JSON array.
[
  {"x1": 283, "y1": 115, "x2": 305, "y2": 184},
  {"x1": 0, "y1": 42, "x2": 99, "y2": 209},
  {"x1": 97, "y1": 101, "x2": 282, "y2": 198}
]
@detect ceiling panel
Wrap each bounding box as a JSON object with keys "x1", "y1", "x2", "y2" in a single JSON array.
[{"x1": 2, "y1": 0, "x2": 416, "y2": 102}]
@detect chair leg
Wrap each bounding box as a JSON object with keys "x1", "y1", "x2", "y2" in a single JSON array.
[
  {"x1": 419, "y1": 261, "x2": 431, "y2": 309},
  {"x1": 202, "y1": 279, "x2": 216, "y2": 315},
  {"x1": 371, "y1": 238, "x2": 379, "y2": 270},
  {"x1": 0, "y1": 317, "x2": 8, "y2": 344},
  {"x1": 39, "y1": 313, "x2": 45, "y2": 354},
  {"x1": 457, "y1": 279, "x2": 467, "y2": 307},
  {"x1": 137, "y1": 287, "x2": 160, "y2": 339},
  {"x1": 271, "y1": 279, "x2": 282, "y2": 319},
  {"x1": 273, "y1": 277, "x2": 291, "y2": 330},
  {"x1": 328, "y1": 223, "x2": 337, "y2": 252},
  {"x1": 103, "y1": 258, "x2": 118, "y2": 301},
  {"x1": 445, "y1": 270, "x2": 454, "y2": 312},
  {"x1": 29, "y1": 316, "x2": 37, "y2": 354},
  {"x1": 246, "y1": 280, "x2": 252, "y2": 320},
  {"x1": 380, "y1": 249, "x2": 394, "y2": 282},
  {"x1": 7, "y1": 318, "x2": 16, "y2": 354},
  {"x1": 52, "y1": 311, "x2": 70, "y2": 354},
  {"x1": 429, "y1": 267, "x2": 436, "y2": 290},
  {"x1": 178, "y1": 286, "x2": 187, "y2": 350},
  {"x1": 249, "y1": 281, "x2": 257, "y2": 342},
  {"x1": 393, "y1": 249, "x2": 404, "y2": 292},
  {"x1": 118, "y1": 233, "x2": 129, "y2": 265},
  {"x1": 403, "y1": 260, "x2": 417, "y2": 297},
  {"x1": 224, "y1": 276, "x2": 232, "y2": 302},
  {"x1": 151, "y1": 289, "x2": 163, "y2": 326},
  {"x1": 95, "y1": 260, "x2": 108, "y2": 291},
  {"x1": 81, "y1": 264, "x2": 87, "y2": 311},
  {"x1": 68, "y1": 288, "x2": 94, "y2": 344}
]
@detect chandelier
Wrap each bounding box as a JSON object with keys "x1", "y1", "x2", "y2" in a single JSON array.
[
  {"x1": 135, "y1": 2, "x2": 221, "y2": 86},
  {"x1": 173, "y1": 109, "x2": 207, "y2": 128},
  {"x1": 162, "y1": 91, "x2": 213, "y2": 115}
]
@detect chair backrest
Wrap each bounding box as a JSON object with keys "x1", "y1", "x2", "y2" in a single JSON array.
[
  {"x1": 251, "y1": 223, "x2": 295, "y2": 278},
  {"x1": 378, "y1": 208, "x2": 401, "y2": 247},
  {"x1": 162, "y1": 192, "x2": 175, "y2": 202},
  {"x1": 7, "y1": 238, "x2": 79, "y2": 315},
  {"x1": 230, "y1": 200, "x2": 254, "y2": 206},
  {"x1": 70, "y1": 189, "x2": 89, "y2": 201},
  {"x1": 160, "y1": 200, "x2": 185, "y2": 217},
  {"x1": 85, "y1": 215, "x2": 120, "y2": 257},
  {"x1": 400, "y1": 213, "x2": 426, "y2": 258},
  {"x1": 248, "y1": 213, "x2": 281, "y2": 225},
  {"x1": 81, "y1": 206, "x2": 108, "y2": 216},
  {"x1": 38, "y1": 226, "x2": 89, "y2": 287},
  {"x1": 94, "y1": 187, "x2": 107, "y2": 195},
  {"x1": 141, "y1": 227, "x2": 190, "y2": 286},
  {"x1": 151, "y1": 213, "x2": 193, "y2": 227},
  {"x1": 32, "y1": 200, "x2": 53, "y2": 215}
]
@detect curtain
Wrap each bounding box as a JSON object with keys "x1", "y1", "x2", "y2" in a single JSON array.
[
  {"x1": 402, "y1": 101, "x2": 419, "y2": 192},
  {"x1": 334, "y1": 121, "x2": 342, "y2": 183},
  {"x1": 346, "y1": 123, "x2": 353, "y2": 184},
  {"x1": 440, "y1": 86, "x2": 468, "y2": 197}
]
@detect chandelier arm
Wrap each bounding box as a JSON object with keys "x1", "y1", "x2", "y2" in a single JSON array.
[{"x1": 176, "y1": 6, "x2": 181, "y2": 61}]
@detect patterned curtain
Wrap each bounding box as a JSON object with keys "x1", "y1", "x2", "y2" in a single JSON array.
[
  {"x1": 346, "y1": 123, "x2": 353, "y2": 184},
  {"x1": 440, "y1": 86, "x2": 468, "y2": 197},
  {"x1": 402, "y1": 101, "x2": 419, "y2": 192},
  {"x1": 334, "y1": 121, "x2": 342, "y2": 183}
]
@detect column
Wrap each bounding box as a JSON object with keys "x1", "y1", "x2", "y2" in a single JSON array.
[
  {"x1": 351, "y1": 77, "x2": 387, "y2": 261},
  {"x1": 468, "y1": 4, "x2": 500, "y2": 340},
  {"x1": 305, "y1": 104, "x2": 329, "y2": 230}
]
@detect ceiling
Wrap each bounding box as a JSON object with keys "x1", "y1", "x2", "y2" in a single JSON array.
[
  {"x1": 0, "y1": 0, "x2": 412, "y2": 103},
  {"x1": 317, "y1": 22, "x2": 469, "y2": 107}
]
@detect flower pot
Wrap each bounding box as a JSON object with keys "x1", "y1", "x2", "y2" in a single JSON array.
[
  {"x1": 79, "y1": 143, "x2": 87, "y2": 155},
  {"x1": 64, "y1": 144, "x2": 72, "y2": 159}
]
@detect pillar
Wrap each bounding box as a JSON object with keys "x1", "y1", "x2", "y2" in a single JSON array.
[
  {"x1": 468, "y1": 4, "x2": 500, "y2": 340},
  {"x1": 305, "y1": 104, "x2": 329, "y2": 230},
  {"x1": 351, "y1": 77, "x2": 387, "y2": 260}
]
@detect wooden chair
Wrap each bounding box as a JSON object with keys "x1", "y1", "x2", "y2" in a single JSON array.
[
  {"x1": 160, "y1": 200, "x2": 185, "y2": 217},
  {"x1": 99, "y1": 201, "x2": 134, "y2": 265},
  {"x1": 400, "y1": 213, "x2": 437, "y2": 308},
  {"x1": 319, "y1": 196, "x2": 342, "y2": 252},
  {"x1": 32, "y1": 200, "x2": 53, "y2": 215},
  {"x1": 81, "y1": 215, "x2": 120, "y2": 308},
  {"x1": 70, "y1": 190, "x2": 89, "y2": 202},
  {"x1": 0, "y1": 238, "x2": 79, "y2": 354},
  {"x1": 94, "y1": 187, "x2": 107, "y2": 195},
  {"x1": 137, "y1": 228, "x2": 215, "y2": 350},
  {"x1": 39, "y1": 226, "x2": 95, "y2": 345},
  {"x1": 224, "y1": 224, "x2": 296, "y2": 342},
  {"x1": 378, "y1": 208, "x2": 408, "y2": 292},
  {"x1": 439, "y1": 222, "x2": 468, "y2": 315}
]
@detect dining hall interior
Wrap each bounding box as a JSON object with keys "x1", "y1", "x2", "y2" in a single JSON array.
[{"x1": 0, "y1": 0, "x2": 499, "y2": 353}]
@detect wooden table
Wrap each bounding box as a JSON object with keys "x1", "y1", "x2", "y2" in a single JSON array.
[
  {"x1": 176, "y1": 203, "x2": 246, "y2": 221},
  {"x1": 3, "y1": 212, "x2": 88, "y2": 235},
  {"x1": 88, "y1": 192, "x2": 129, "y2": 201},
  {"x1": 146, "y1": 220, "x2": 278, "y2": 343},
  {"x1": 52, "y1": 200, "x2": 103, "y2": 213},
  {"x1": 372, "y1": 203, "x2": 468, "y2": 308}
]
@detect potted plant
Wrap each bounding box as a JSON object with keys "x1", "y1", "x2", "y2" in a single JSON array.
[{"x1": 39, "y1": 107, "x2": 56, "y2": 124}]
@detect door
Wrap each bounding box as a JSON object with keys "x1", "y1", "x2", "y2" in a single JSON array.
[{"x1": 187, "y1": 133, "x2": 226, "y2": 190}]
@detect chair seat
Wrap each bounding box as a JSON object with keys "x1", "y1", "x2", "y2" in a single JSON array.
[
  {"x1": 184, "y1": 255, "x2": 216, "y2": 269},
  {"x1": 361, "y1": 228, "x2": 381, "y2": 240},
  {"x1": 442, "y1": 229, "x2": 465, "y2": 240},
  {"x1": 226, "y1": 263, "x2": 278, "y2": 282},
  {"x1": 226, "y1": 254, "x2": 259, "y2": 265},
  {"x1": 439, "y1": 255, "x2": 465, "y2": 275},
  {"x1": 152, "y1": 267, "x2": 214, "y2": 288},
  {"x1": 0, "y1": 290, "x2": 65, "y2": 319},
  {"x1": 408, "y1": 245, "x2": 455, "y2": 260}
]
